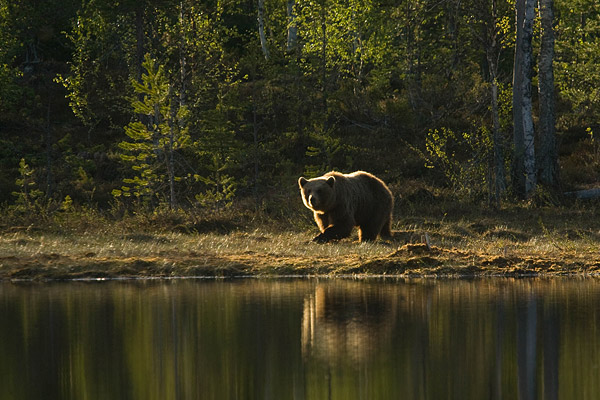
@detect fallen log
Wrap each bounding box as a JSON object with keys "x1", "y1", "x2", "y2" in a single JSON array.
[{"x1": 564, "y1": 188, "x2": 600, "y2": 199}]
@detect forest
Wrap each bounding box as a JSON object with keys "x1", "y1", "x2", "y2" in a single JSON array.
[{"x1": 1, "y1": 0, "x2": 600, "y2": 219}]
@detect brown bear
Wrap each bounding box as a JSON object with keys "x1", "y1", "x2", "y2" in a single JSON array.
[{"x1": 298, "y1": 170, "x2": 394, "y2": 243}]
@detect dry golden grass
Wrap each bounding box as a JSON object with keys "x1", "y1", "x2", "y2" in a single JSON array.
[
  {"x1": 0, "y1": 228, "x2": 395, "y2": 280},
  {"x1": 2, "y1": 201, "x2": 600, "y2": 280}
]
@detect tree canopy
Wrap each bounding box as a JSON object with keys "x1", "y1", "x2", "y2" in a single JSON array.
[{"x1": 0, "y1": 0, "x2": 597, "y2": 212}]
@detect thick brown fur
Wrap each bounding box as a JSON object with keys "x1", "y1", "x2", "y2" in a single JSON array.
[{"x1": 298, "y1": 171, "x2": 394, "y2": 243}]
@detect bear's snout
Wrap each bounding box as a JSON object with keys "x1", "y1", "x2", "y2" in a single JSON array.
[{"x1": 308, "y1": 193, "x2": 326, "y2": 210}]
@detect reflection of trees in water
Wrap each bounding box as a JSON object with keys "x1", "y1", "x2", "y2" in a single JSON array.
[
  {"x1": 0, "y1": 278, "x2": 598, "y2": 399},
  {"x1": 301, "y1": 282, "x2": 400, "y2": 365},
  {"x1": 300, "y1": 279, "x2": 575, "y2": 399},
  {"x1": 515, "y1": 290, "x2": 560, "y2": 400}
]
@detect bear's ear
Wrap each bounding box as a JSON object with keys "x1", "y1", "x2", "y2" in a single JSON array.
[
  {"x1": 298, "y1": 177, "x2": 308, "y2": 188},
  {"x1": 326, "y1": 176, "x2": 335, "y2": 187}
]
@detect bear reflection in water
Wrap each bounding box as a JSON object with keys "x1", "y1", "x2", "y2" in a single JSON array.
[{"x1": 301, "y1": 283, "x2": 399, "y2": 364}]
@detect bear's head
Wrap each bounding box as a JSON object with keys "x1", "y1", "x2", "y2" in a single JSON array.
[{"x1": 298, "y1": 176, "x2": 336, "y2": 212}]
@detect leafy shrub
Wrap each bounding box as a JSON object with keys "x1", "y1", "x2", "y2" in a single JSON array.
[{"x1": 423, "y1": 127, "x2": 493, "y2": 199}]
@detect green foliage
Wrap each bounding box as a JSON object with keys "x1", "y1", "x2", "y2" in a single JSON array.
[
  {"x1": 555, "y1": 0, "x2": 600, "y2": 129},
  {"x1": 12, "y1": 158, "x2": 44, "y2": 211},
  {"x1": 497, "y1": 82, "x2": 513, "y2": 134},
  {"x1": 0, "y1": 64, "x2": 22, "y2": 115},
  {"x1": 2, "y1": 0, "x2": 600, "y2": 213},
  {"x1": 561, "y1": 133, "x2": 600, "y2": 186},
  {"x1": 113, "y1": 54, "x2": 190, "y2": 207},
  {"x1": 0, "y1": 1, "x2": 22, "y2": 116},
  {"x1": 304, "y1": 127, "x2": 353, "y2": 177},
  {"x1": 424, "y1": 127, "x2": 492, "y2": 198},
  {"x1": 57, "y1": 2, "x2": 136, "y2": 132},
  {"x1": 194, "y1": 155, "x2": 237, "y2": 210},
  {"x1": 194, "y1": 85, "x2": 241, "y2": 208},
  {"x1": 295, "y1": 0, "x2": 388, "y2": 80},
  {"x1": 61, "y1": 195, "x2": 74, "y2": 212}
]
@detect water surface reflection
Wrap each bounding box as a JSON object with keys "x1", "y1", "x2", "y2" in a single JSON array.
[{"x1": 1, "y1": 278, "x2": 599, "y2": 399}]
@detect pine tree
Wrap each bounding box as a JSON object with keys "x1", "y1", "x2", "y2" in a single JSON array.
[
  {"x1": 113, "y1": 54, "x2": 190, "y2": 209},
  {"x1": 194, "y1": 89, "x2": 239, "y2": 211},
  {"x1": 12, "y1": 158, "x2": 43, "y2": 212}
]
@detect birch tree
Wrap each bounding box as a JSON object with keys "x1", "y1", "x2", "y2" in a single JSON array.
[
  {"x1": 258, "y1": 0, "x2": 270, "y2": 60},
  {"x1": 537, "y1": 0, "x2": 557, "y2": 187},
  {"x1": 286, "y1": 0, "x2": 298, "y2": 51}
]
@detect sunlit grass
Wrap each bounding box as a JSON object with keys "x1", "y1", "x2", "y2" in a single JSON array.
[
  {"x1": 2, "y1": 202, "x2": 600, "y2": 279},
  {"x1": 0, "y1": 228, "x2": 394, "y2": 271}
]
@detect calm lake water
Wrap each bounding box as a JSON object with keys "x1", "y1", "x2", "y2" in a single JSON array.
[{"x1": 1, "y1": 278, "x2": 599, "y2": 399}]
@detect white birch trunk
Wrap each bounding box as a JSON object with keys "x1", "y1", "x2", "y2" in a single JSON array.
[
  {"x1": 258, "y1": 0, "x2": 270, "y2": 60},
  {"x1": 286, "y1": 0, "x2": 298, "y2": 52}
]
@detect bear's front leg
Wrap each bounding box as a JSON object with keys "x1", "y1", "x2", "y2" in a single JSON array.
[{"x1": 312, "y1": 221, "x2": 354, "y2": 243}]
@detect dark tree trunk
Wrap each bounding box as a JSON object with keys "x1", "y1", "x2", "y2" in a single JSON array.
[
  {"x1": 512, "y1": 0, "x2": 536, "y2": 198},
  {"x1": 135, "y1": 6, "x2": 145, "y2": 83},
  {"x1": 522, "y1": 0, "x2": 536, "y2": 197},
  {"x1": 487, "y1": 0, "x2": 506, "y2": 206},
  {"x1": 135, "y1": 6, "x2": 150, "y2": 130},
  {"x1": 179, "y1": 0, "x2": 187, "y2": 108},
  {"x1": 512, "y1": 0, "x2": 526, "y2": 198},
  {"x1": 45, "y1": 99, "x2": 54, "y2": 198},
  {"x1": 252, "y1": 102, "x2": 260, "y2": 208},
  {"x1": 490, "y1": 72, "x2": 506, "y2": 205},
  {"x1": 537, "y1": 0, "x2": 557, "y2": 187},
  {"x1": 320, "y1": 0, "x2": 328, "y2": 130},
  {"x1": 542, "y1": 301, "x2": 560, "y2": 400}
]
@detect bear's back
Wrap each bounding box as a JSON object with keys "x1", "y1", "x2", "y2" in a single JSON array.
[{"x1": 325, "y1": 171, "x2": 393, "y2": 214}]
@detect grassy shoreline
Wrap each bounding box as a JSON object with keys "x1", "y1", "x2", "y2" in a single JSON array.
[{"x1": 2, "y1": 202, "x2": 600, "y2": 281}]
